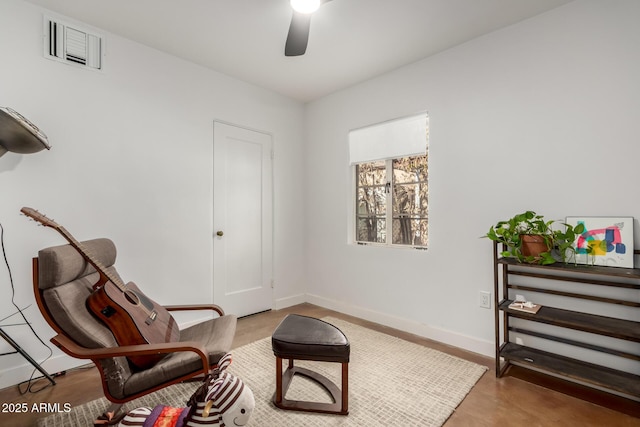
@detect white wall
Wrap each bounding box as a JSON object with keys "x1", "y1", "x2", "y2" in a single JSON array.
[
  {"x1": 304, "y1": 0, "x2": 640, "y2": 357},
  {"x1": 0, "y1": 0, "x2": 306, "y2": 388}
]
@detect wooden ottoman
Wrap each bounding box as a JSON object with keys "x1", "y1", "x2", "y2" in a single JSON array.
[{"x1": 271, "y1": 314, "x2": 350, "y2": 415}]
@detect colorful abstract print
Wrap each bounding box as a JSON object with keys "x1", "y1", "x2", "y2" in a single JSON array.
[{"x1": 575, "y1": 221, "x2": 626, "y2": 256}]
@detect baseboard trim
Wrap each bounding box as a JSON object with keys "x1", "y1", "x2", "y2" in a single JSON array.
[
  {"x1": 274, "y1": 293, "x2": 307, "y2": 310},
  {"x1": 306, "y1": 293, "x2": 494, "y2": 358}
]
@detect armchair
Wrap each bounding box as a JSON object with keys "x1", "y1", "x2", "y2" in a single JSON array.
[{"x1": 32, "y1": 238, "x2": 237, "y2": 424}]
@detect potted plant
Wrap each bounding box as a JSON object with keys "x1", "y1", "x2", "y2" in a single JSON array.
[{"x1": 485, "y1": 210, "x2": 585, "y2": 265}]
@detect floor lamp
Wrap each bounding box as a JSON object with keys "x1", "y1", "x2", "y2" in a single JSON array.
[{"x1": 0, "y1": 106, "x2": 54, "y2": 385}]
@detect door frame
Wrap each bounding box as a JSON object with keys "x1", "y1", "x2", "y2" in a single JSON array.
[{"x1": 212, "y1": 119, "x2": 275, "y2": 315}]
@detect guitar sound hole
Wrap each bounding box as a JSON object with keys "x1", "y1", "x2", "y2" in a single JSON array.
[{"x1": 124, "y1": 290, "x2": 140, "y2": 305}]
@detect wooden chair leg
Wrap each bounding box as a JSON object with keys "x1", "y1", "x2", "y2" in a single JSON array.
[
  {"x1": 275, "y1": 356, "x2": 283, "y2": 405},
  {"x1": 342, "y1": 362, "x2": 349, "y2": 413}
]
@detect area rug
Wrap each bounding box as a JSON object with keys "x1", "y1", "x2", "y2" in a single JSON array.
[{"x1": 38, "y1": 317, "x2": 487, "y2": 426}]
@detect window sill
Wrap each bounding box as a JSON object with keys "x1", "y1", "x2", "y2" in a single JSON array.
[{"x1": 354, "y1": 242, "x2": 427, "y2": 250}]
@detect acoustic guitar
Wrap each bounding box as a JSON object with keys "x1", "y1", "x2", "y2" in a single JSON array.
[{"x1": 22, "y1": 207, "x2": 180, "y2": 370}]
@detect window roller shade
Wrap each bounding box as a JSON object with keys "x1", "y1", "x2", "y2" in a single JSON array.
[{"x1": 349, "y1": 113, "x2": 428, "y2": 165}]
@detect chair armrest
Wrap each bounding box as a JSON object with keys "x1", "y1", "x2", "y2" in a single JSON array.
[
  {"x1": 164, "y1": 304, "x2": 225, "y2": 316},
  {"x1": 51, "y1": 334, "x2": 211, "y2": 375}
]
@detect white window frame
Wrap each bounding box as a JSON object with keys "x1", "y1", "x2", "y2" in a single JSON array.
[{"x1": 353, "y1": 155, "x2": 429, "y2": 249}]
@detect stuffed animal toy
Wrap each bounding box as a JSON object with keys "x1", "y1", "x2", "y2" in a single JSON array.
[{"x1": 118, "y1": 353, "x2": 254, "y2": 427}]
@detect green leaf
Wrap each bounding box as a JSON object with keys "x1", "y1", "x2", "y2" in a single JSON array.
[
  {"x1": 486, "y1": 227, "x2": 498, "y2": 240},
  {"x1": 540, "y1": 252, "x2": 557, "y2": 265}
]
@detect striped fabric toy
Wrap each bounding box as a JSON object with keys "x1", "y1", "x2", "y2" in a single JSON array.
[{"x1": 119, "y1": 353, "x2": 254, "y2": 427}]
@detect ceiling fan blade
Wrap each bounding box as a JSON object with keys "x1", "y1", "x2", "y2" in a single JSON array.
[
  {"x1": 284, "y1": 0, "x2": 333, "y2": 57},
  {"x1": 285, "y1": 11, "x2": 312, "y2": 56}
]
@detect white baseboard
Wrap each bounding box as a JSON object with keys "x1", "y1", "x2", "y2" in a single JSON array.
[
  {"x1": 305, "y1": 293, "x2": 494, "y2": 358},
  {"x1": 274, "y1": 293, "x2": 307, "y2": 310}
]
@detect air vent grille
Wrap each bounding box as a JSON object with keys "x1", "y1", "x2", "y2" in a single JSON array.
[{"x1": 44, "y1": 16, "x2": 103, "y2": 70}]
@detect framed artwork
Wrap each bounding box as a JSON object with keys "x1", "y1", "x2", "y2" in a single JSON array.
[{"x1": 565, "y1": 217, "x2": 634, "y2": 268}]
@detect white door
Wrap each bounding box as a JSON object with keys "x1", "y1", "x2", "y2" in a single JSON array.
[{"x1": 213, "y1": 121, "x2": 273, "y2": 317}]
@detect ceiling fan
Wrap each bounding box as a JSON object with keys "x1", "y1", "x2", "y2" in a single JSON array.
[{"x1": 285, "y1": 0, "x2": 333, "y2": 56}]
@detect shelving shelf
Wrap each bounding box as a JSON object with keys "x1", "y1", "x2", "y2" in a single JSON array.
[
  {"x1": 493, "y1": 242, "x2": 640, "y2": 399},
  {"x1": 498, "y1": 300, "x2": 640, "y2": 342},
  {"x1": 500, "y1": 343, "x2": 640, "y2": 397}
]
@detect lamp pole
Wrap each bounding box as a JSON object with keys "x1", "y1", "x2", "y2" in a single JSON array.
[{"x1": 0, "y1": 326, "x2": 56, "y2": 386}]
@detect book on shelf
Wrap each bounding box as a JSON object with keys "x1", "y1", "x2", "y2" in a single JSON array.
[{"x1": 508, "y1": 300, "x2": 541, "y2": 314}]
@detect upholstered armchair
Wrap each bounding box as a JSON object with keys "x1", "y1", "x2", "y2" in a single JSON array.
[{"x1": 32, "y1": 238, "x2": 237, "y2": 423}]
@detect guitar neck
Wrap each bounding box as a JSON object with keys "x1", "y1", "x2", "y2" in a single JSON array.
[{"x1": 58, "y1": 226, "x2": 126, "y2": 291}]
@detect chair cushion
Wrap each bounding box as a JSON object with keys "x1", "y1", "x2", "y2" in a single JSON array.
[
  {"x1": 122, "y1": 314, "x2": 237, "y2": 397},
  {"x1": 38, "y1": 238, "x2": 116, "y2": 289},
  {"x1": 39, "y1": 239, "x2": 123, "y2": 351},
  {"x1": 42, "y1": 270, "x2": 122, "y2": 349},
  {"x1": 38, "y1": 239, "x2": 134, "y2": 398},
  {"x1": 272, "y1": 315, "x2": 350, "y2": 362}
]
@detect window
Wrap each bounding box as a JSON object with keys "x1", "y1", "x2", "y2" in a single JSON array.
[
  {"x1": 350, "y1": 113, "x2": 429, "y2": 248},
  {"x1": 356, "y1": 155, "x2": 428, "y2": 247}
]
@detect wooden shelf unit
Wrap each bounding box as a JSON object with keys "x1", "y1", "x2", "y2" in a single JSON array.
[{"x1": 493, "y1": 242, "x2": 640, "y2": 399}]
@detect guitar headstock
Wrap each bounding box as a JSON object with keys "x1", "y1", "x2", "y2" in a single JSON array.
[{"x1": 21, "y1": 207, "x2": 61, "y2": 230}]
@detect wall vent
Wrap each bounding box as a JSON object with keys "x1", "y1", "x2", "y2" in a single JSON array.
[{"x1": 44, "y1": 16, "x2": 104, "y2": 70}]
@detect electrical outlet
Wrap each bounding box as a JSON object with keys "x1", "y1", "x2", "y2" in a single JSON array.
[{"x1": 479, "y1": 291, "x2": 491, "y2": 309}]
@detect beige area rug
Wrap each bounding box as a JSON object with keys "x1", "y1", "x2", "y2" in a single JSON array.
[{"x1": 38, "y1": 317, "x2": 487, "y2": 426}]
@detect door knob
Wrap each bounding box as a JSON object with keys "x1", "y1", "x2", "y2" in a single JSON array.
[{"x1": 216, "y1": 231, "x2": 224, "y2": 237}]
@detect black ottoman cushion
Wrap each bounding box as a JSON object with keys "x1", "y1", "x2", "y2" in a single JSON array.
[{"x1": 272, "y1": 315, "x2": 350, "y2": 362}]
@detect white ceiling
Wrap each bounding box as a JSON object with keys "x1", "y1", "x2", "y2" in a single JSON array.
[{"x1": 24, "y1": 0, "x2": 573, "y2": 103}]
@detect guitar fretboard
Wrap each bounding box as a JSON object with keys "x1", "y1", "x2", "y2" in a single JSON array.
[{"x1": 59, "y1": 226, "x2": 126, "y2": 292}]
